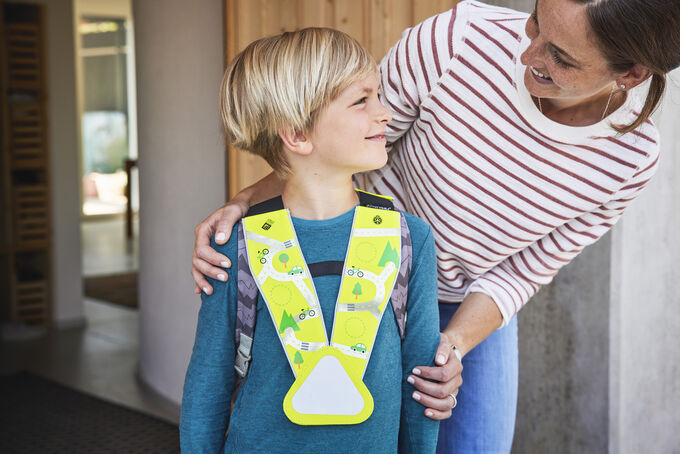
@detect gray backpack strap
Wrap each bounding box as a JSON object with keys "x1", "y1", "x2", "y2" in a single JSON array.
[
  {"x1": 390, "y1": 213, "x2": 412, "y2": 340},
  {"x1": 234, "y1": 222, "x2": 258, "y2": 388}
]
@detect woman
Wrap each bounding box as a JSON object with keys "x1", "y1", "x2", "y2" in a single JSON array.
[{"x1": 190, "y1": 0, "x2": 680, "y2": 452}]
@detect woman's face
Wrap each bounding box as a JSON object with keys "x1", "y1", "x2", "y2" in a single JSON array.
[{"x1": 520, "y1": 0, "x2": 621, "y2": 102}]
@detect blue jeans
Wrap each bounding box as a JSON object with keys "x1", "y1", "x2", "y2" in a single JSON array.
[{"x1": 436, "y1": 302, "x2": 518, "y2": 454}]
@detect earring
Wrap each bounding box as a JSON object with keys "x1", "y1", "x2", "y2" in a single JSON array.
[{"x1": 620, "y1": 83, "x2": 626, "y2": 90}]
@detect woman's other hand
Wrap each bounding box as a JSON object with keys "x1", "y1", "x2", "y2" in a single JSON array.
[{"x1": 408, "y1": 332, "x2": 464, "y2": 420}]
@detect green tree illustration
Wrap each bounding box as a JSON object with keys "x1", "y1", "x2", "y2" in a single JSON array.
[
  {"x1": 352, "y1": 282, "x2": 362, "y2": 300},
  {"x1": 294, "y1": 351, "x2": 304, "y2": 370},
  {"x1": 279, "y1": 310, "x2": 300, "y2": 334},
  {"x1": 279, "y1": 253, "x2": 289, "y2": 269},
  {"x1": 378, "y1": 241, "x2": 399, "y2": 268}
]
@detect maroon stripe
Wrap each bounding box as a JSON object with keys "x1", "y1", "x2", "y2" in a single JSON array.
[
  {"x1": 508, "y1": 255, "x2": 541, "y2": 286},
  {"x1": 604, "y1": 136, "x2": 649, "y2": 157},
  {"x1": 524, "y1": 247, "x2": 558, "y2": 275},
  {"x1": 571, "y1": 144, "x2": 637, "y2": 169},
  {"x1": 431, "y1": 14, "x2": 442, "y2": 78},
  {"x1": 404, "y1": 27, "x2": 419, "y2": 95},
  {"x1": 469, "y1": 22, "x2": 513, "y2": 60},
  {"x1": 547, "y1": 231, "x2": 579, "y2": 254},
  {"x1": 537, "y1": 238, "x2": 571, "y2": 263},
  {"x1": 392, "y1": 38, "x2": 418, "y2": 109},
  {"x1": 564, "y1": 223, "x2": 598, "y2": 241},
  {"x1": 631, "y1": 130, "x2": 657, "y2": 144},
  {"x1": 487, "y1": 19, "x2": 520, "y2": 40},
  {"x1": 487, "y1": 268, "x2": 526, "y2": 303},
  {"x1": 463, "y1": 39, "x2": 513, "y2": 85},
  {"x1": 448, "y1": 8, "x2": 456, "y2": 59},
  {"x1": 416, "y1": 22, "x2": 431, "y2": 92},
  {"x1": 620, "y1": 178, "x2": 650, "y2": 191},
  {"x1": 633, "y1": 155, "x2": 659, "y2": 177}
]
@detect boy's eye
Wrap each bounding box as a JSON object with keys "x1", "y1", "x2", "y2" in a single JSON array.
[{"x1": 353, "y1": 97, "x2": 368, "y2": 106}]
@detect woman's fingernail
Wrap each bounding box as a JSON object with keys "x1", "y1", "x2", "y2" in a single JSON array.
[
  {"x1": 437, "y1": 354, "x2": 446, "y2": 364},
  {"x1": 221, "y1": 261, "x2": 231, "y2": 268},
  {"x1": 217, "y1": 274, "x2": 226, "y2": 281},
  {"x1": 426, "y1": 411, "x2": 433, "y2": 417},
  {"x1": 412, "y1": 392, "x2": 421, "y2": 401},
  {"x1": 216, "y1": 232, "x2": 226, "y2": 242},
  {"x1": 412, "y1": 368, "x2": 421, "y2": 375},
  {"x1": 407, "y1": 376, "x2": 415, "y2": 385},
  {"x1": 202, "y1": 287, "x2": 210, "y2": 294}
]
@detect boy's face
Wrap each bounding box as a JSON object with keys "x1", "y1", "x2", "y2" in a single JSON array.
[{"x1": 307, "y1": 72, "x2": 392, "y2": 175}]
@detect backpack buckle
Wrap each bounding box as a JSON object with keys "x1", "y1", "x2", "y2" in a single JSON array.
[{"x1": 234, "y1": 333, "x2": 253, "y2": 378}]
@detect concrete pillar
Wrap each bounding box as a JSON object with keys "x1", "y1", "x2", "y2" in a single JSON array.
[{"x1": 134, "y1": 0, "x2": 225, "y2": 403}]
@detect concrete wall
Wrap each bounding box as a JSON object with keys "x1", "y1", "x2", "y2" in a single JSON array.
[
  {"x1": 10, "y1": 0, "x2": 84, "y2": 327},
  {"x1": 612, "y1": 69, "x2": 680, "y2": 453},
  {"x1": 134, "y1": 0, "x2": 225, "y2": 403}
]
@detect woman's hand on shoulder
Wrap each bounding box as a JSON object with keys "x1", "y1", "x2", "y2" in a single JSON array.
[
  {"x1": 408, "y1": 332, "x2": 464, "y2": 420},
  {"x1": 191, "y1": 199, "x2": 248, "y2": 295}
]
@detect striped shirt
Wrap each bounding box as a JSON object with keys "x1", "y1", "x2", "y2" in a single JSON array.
[{"x1": 364, "y1": 0, "x2": 660, "y2": 325}]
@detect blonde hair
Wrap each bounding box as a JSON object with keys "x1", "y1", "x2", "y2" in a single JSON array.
[{"x1": 220, "y1": 28, "x2": 377, "y2": 175}]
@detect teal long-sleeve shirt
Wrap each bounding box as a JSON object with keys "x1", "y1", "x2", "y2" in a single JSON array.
[{"x1": 180, "y1": 207, "x2": 440, "y2": 453}]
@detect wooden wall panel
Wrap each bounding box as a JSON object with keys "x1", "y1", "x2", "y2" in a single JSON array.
[{"x1": 225, "y1": 0, "x2": 461, "y2": 197}]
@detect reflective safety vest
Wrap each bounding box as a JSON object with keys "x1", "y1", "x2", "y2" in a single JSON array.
[{"x1": 235, "y1": 190, "x2": 412, "y2": 425}]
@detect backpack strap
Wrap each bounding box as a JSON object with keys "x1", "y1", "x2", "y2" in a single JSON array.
[
  {"x1": 234, "y1": 223, "x2": 258, "y2": 392},
  {"x1": 391, "y1": 213, "x2": 411, "y2": 340}
]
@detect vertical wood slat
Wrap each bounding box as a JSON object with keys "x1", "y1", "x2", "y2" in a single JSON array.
[{"x1": 225, "y1": 0, "x2": 460, "y2": 198}]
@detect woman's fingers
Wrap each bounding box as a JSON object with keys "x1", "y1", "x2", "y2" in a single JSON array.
[
  {"x1": 191, "y1": 266, "x2": 213, "y2": 295},
  {"x1": 408, "y1": 372, "x2": 462, "y2": 399},
  {"x1": 411, "y1": 389, "x2": 457, "y2": 420},
  {"x1": 213, "y1": 204, "x2": 245, "y2": 245}
]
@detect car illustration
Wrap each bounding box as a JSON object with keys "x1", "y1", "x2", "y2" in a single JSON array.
[
  {"x1": 298, "y1": 308, "x2": 316, "y2": 320},
  {"x1": 257, "y1": 249, "x2": 269, "y2": 264},
  {"x1": 350, "y1": 343, "x2": 367, "y2": 353},
  {"x1": 288, "y1": 265, "x2": 304, "y2": 276},
  {"x1": 347, "y1": 266, "x2": 364, "y2": 278}
]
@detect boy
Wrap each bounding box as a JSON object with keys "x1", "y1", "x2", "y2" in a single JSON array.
[{"x1": 180, "y1": 28, "x2": 440, "y2": 453}]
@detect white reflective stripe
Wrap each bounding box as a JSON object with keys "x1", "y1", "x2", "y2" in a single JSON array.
[
  {"x1": 352, "y1": 228, "x2": 400, "y2": 237},
  {"x1": 245, "y1": 230, "x2": 294, "y2": 248},
  {"x1": 282, "y1": 327, "x2": 325, "y2": 351}
]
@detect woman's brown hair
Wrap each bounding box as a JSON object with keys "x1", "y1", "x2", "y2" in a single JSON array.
[{"x1": 574, "y1": 0, "x2": 680, "y2": 133}]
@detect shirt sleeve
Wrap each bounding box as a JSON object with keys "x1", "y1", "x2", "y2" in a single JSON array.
[
  {"x1": 398, "y1": 222, "x2": 441, "y2": 454},
  {"x1": 179, "y1": 237, "x2": 238, "y2": 452},
  {"x1": 379, "y1": 7, "x2": 459, "y2": 151},
  {"x1": 467, "y1": 152, "x2": 660, "y2": 326}
]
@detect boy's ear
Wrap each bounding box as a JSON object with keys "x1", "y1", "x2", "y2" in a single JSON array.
[{"x1": 278, "y1": 129, "x2": 313, "y2": 155}]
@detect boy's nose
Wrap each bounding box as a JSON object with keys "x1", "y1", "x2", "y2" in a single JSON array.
[{"x1": 377, "y1": 102, "x2": 392, "y2": 124}]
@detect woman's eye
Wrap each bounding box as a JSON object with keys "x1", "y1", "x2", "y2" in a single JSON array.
[
  {"x1": 531, "y1": 9, "x2": 538, "y2": 24},
  {"x1": 550, "y1": 48, "x2": 571, "y2": 69}
]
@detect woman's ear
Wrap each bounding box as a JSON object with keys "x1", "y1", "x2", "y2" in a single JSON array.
[
  {"x1": 278, "y1": 129, "x2": 313, "y2": 156},
  {"x1": 617, "y1": 64, "x2": 652, "y2": 91}
]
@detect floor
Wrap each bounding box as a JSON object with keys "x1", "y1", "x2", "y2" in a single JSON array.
[
  {"x1": 1, "y1": 216, "x2": 180, "y2": 425},
  {"x1": 0, "y1": 298, "x2": 180, "y2": 424},
  {"x1": 81, "y1": 215, "x2": 139, "y2": 277}
]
